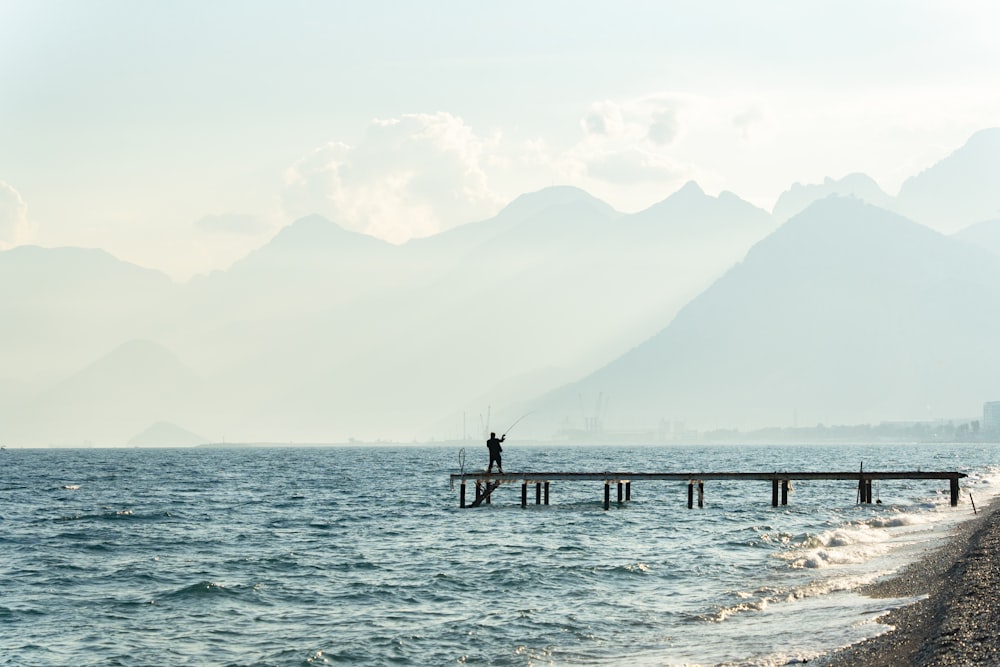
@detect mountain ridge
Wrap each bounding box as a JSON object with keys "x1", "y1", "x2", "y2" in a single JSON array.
[
  {"x1": 3, "y1": 129, "x2": 1000, "y2": 444},
  {"x1": 530, "y1": 197, "x2": 1000, "y2": 436}
]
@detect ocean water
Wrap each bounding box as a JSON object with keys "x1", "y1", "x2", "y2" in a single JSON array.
[{"x1": 2, "y1": 443, "x2": 999, "y2": 666}]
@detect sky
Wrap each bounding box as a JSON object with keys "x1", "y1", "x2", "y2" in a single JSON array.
[{"x1": 2, "y1": 0, "x2": 1000, "y2": 280}]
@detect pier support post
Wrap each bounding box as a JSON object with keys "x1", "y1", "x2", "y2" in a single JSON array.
[{"x1": 452, "y1": 470, "x2": 968, "y2": 512}]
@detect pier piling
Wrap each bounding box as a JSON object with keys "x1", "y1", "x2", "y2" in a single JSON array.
[{"x1": 451, "y1": 471, "x2": 967, "y2": 510}]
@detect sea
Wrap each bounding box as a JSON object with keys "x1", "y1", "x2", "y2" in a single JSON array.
[{"x1": 2, "y1": 442, "x2": 999, "y2": 666}]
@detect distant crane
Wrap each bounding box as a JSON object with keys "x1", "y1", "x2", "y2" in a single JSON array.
[
  {"x1": 480, "y1": 405, "x2": 491, "y2": 440},
  {"x1": 579, "y1": 393, "x2": 608, "y2": 432}
]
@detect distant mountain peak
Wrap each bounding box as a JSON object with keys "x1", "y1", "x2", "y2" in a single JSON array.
[
  {"x1": 632, "y1": 180, "x2": 770, "y2": 227},
  {"x1": 544, "y1": 191, "x2": 1000, "y2": 431},
  {"x1": 270, "y1": 214, "x2": 389, "y2": 248},
  {"x1": 896, "y1": 127, "x2": 1000, "y2": 232},
  {"x1": 772, "y1": 173, "x2": 892, "y2": 223},
  {"x1": 966, "y1": 126, "x2": 1000, "y2": 148},
  {"x1": 675, "y1": 180, "x2": 706, "y2": 197},
  {"x1": 225, "y1": 214, "x2": 393, "y2": 276},
  {"x1": 497, "y1": 185, "x2": 616, "y2": 221},
  {"x1": 0, "y1": 244, "x2": 173, "y2": 283},
  {"x1": 128, "y1": 421, "x2": 207, "y2": 447}
]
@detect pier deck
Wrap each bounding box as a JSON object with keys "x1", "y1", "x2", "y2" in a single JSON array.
[{"x1": 449, "y1": 470, "x2": 968, "y2": 509}]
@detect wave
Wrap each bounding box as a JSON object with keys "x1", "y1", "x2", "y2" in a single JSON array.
[
  {"x1": 865, "y1": 512, "x2": 929, "y2": 529},
  {"x1": 779, "y1": 524, "x2": 890, "y2": 569},
  {"x1": 53, "y1": 509, "x2": 170, "y2": 523},
  {"x1": 589, "y1": 562, "x2": 653, "y2": 576},
  {"x1": 164, "y1": 581, "x2": 242, "y2": 600},
  {"x1": 703, "y1": 568, "x2": 890, "y2": 624}
]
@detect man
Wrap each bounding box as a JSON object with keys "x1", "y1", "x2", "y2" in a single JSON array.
[{"x1": 486, "y1": 432, "x2": 505, "y2": 473}]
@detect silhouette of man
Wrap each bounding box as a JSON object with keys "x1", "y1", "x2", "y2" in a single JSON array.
[{"x1": 486, "y1": 432, "x2": 505, "y2": 473}]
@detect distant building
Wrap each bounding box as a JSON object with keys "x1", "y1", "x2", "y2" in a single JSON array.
[{"x1": 984, "y1": 401, "x2": 1000, "y2": 433}]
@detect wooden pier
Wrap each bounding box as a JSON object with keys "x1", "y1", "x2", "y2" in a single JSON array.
[{"x1": 449, "y1": 471, "x2": 968, "y2": 510}]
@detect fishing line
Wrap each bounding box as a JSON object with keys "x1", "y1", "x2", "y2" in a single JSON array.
[
  {"x1": 452, "y1": 448, "x2": 467, "y2": 491},
  {"x1": 501, "y1": 411, "x2": 535, "y2": 437}
]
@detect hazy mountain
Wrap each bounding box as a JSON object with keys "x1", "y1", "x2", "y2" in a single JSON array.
[
  {"x1": 628, "y1": 181, "x2": 773, "y2": 233},
  {"x1": 0, "y1": 246, "x2": 177, "y2": 383},
  {"x1": 186, "y1": 214, "x2": 400, "y2": 317},
  {"x1": 533, "y1": 197, "x2": 1000, "y2": 436},
  {"x1": 771, "y1": 173, "x2": 894, "y2": 223},
  {"x1": 406, "y1": 185, "x2": 621, "y2": 258},
  {"x1": 619, "y1": 182, "x2": 775, "y2": 267},
  {"x1": 7, "y1": 127, "x2": 1000, "y2": 445},
  {"x1": 202, "y1": 188, "x2": 633, "y2": 441},
  {"x1": 178, "y1": 183, "x2": 774, "y2": 442},
  {"x1": 167, "y1": 214, "x2": 411, "y2": 379},
  {"x1": 954, "y1": 218, "x2": 1000, "y2": 258},
  {"x1": 11, "y1": 339, "x2": 201, "y2": 446},
  {"x1": 896, "y1": 128, "x2": 1000, "y2": 233},
  {"x1": 128, "y1": 421, "x2": 208, "y2": 447}
]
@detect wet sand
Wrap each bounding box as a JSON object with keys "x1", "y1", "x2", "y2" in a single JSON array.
[{"x1": 818, "y1": 497, "x2": 1000, "y2": 666}]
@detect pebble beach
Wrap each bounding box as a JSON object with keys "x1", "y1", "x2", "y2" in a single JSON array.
[{"x1": 820, "y1": 497, "x2": 1000, "y2": 666}]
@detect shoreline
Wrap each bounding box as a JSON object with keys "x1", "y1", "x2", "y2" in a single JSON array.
[{"x1": 817, "y1": 496, "x2": 1000, "y2": 666}]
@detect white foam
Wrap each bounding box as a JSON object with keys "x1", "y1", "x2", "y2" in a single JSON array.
[
  {"x1": 779, "y1": 524, "x2": 889, "y2": 569},
  {"x1": 707, "y1": 569, "x2": 890, "y2": 624},
  {"x1": 866, "y1": 512, "x2": 928, "y2": 529}
]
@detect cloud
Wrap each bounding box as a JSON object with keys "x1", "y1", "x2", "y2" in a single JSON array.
[
  {"x1": 194, "y1": 213, "x2": 271, "y2": 236},
  {"x1": 581, "y1": 101, "x2": 625, "y2": 138},
  {"x1": 0, "y1": 181, "x2": 30, "y2": 248},
  {"x1": 566, "y1": 96, "x2": 689, "y2": 190},
  {"x1": 732, "y1": 107, "x2": 765, "y2": 140},
  {"x1": 283, "y1": 113, "x2": 506, "y2": 242},
  {"x1": 647, "y1": 108, "x2": 679, "y2": 146}
]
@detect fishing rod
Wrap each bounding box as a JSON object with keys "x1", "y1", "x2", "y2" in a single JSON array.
[{"x1": 501, "y1": 411, "x2": 535, "y2": 437}]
